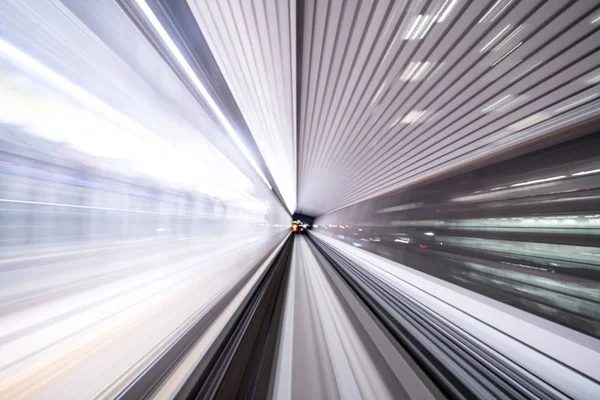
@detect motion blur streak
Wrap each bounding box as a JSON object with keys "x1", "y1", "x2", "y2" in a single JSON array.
[
  {"x1": 2, "y1": 0, "x2": 600, "y2": 399},
  {"x1": 0, "y1": 0, "x2": 289, "y2": 398}
]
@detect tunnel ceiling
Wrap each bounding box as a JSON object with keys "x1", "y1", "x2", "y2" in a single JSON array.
[{"x1": 188, "y1": 0, "x2": 600, "y2": 217}]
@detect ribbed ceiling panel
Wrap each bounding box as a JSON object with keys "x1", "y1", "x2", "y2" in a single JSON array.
[
  {"x1": 297, "y1": 0, "x2": 600, "y2": 216},
  {"x1": 187, "y1": 0, "x2": 297, "y2": 212},
  {"x1": 189, "y1": 0, "x2": 600, "y2": 216}
]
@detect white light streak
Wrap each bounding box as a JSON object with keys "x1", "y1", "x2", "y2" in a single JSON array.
[
  {"x1": 492, "y1": 41, "x2": 522, "y2": 66},
  {"x1": 400, "y1": 62, "x2": 422, "y2": 81},
  {"x1": 133, "y1": 0, "x2": 273, "y2": 192},
  {"x1": 495, "y1": 94, "x2": 527, "y2": 112},
  {"x1": 479, "y1": 0, "x2": 502, "y2": 23},
  {"x1": 400, "y1": 62, "x2": 434, "y2": 82},
  {"x1": 553, "y1": 93, "x2": 599, "y2": 114},
  {"x1": 572, "y1": 169, "x2": 600, "y2": 176},
  {"x1": 371, "y1": 81, "x2": 387, "y2": 105},
  {"x1": 480, "y1": 24, "x2": 512, "y2": 52},
  {"x1": 414, "y1": 15, "x2": 432, "y2": 39},
  {"x1": 438, "y1": 0, "x2": 458, "y2": 22},
  {"x1": 424, "y1": 232, "x2": 435, "y2": 236},
  {"x1": 492, "y1": 25, "x2": 524, "y2": 52},
  {"x1": 405, "y1": 15, "x2": 423, "y2": 39},
  {"x1": 412, "y1": 62, "x2": 434, "y2": 81},
  {"x1": 510, "y1": 60, "x2": 541, "y2": 82},
  {"x1": 400, "y1": 110, "x2": 427, "y2": 124},
  {"x1": 0, "y1": 38, "x2": 175, "y2": 158},
  {"x1": 588, "y1": 74, "x2": 600, "y2": 85},
  {"x1": 511, "y1": 176, "x2": 566, "y2": 187},
  {"x1": 490, "y1": 0, "x2": 514, "y2": 22},
  {"x1": 508, "y1": 113, "x2": 546, "y2": 130},
  {"x1": 481, "y1": 94, "x2": 513, "y2": 113}
]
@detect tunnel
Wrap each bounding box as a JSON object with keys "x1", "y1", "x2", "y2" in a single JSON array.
[{"x1": 1, "y1": 0, "x2": 600, "y2": 399}]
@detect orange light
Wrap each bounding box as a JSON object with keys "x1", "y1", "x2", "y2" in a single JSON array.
[{"x1": 292, "y1": 223, "x2": 299, "y2": 232}]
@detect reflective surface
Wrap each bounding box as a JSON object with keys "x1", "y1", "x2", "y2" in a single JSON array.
[
  {"x1": 0, "y1": 1, "x2": 289, "y2": 397},
  {"x1": 2, "y1": 0, "x2": 600, "y2": 398},
  {"x1": 315, "y1": 133, "x2": 600, "y2": 338}
]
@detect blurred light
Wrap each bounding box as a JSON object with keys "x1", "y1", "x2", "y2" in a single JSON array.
[
  {"x1": 352, "y1": 243, "x2": 363, "y2": 247},
  {"x1": 0, "y1": 38, "x2": 176, "y2": 160},
  {"x1": 510, "y1": 60, "x2": 542, "y2": 82},
  {"x1": 493, "y1": 25, "x2": 525, "y2": 52},
  {"x1": 394, "y1": 238, "x2": 410, "y2": 243},
  {"x1": 401, "y1": 62, "x2": 434, "y2": 82},
  {"x1": 508, "y1": 113, "x2": 549, "y2": 131},
  {"x1": 572, "y1": 168, "x2": 600, "y2": 176},
  {"x1": 490, "y1": 0, "x2": 514, "y2": 22},
  {"x1": 588, "y1": 74, "x2": 600, "y2": 85},
  {"x1": 414, "y1": 15, "x2": 433, "y2": 39},
  {"x1": 591, "y1": 14, "x2": 600, "y2": 24},
  {"x1": 405, "y1": 14, "x2": 435, "y2": 41},
  {"x1": 495, "y1": 94, "x2": 527, "y2": 112},
  {"x1": 405, "y1": 15, "x2": 423, "y2": 39},
  {"x1": 511, "y1": 175, "x2": 566, "y2": 187},
  {"x1": 480, "y1": 24, "x2": 511, "y2": 52},
  {"x1": 481, "y1": 94, "x2": 513, "y2": 112},
  {"x1": 378, "y1": 202, "x2": 424, "y2": 213},
  {"x1": 371, "y1": 81, "x2": 387, "y2": 105},
  {"x1": 479, "y1": 0, "x2": 513, "y2": 23},
  {"x1": 437, "y1": 0, "x2": 458, "y2": 22},
  {"x1": 553, "y1": 94, "x2": 599, "y2": 114},
  {"x1": 479, "y1": 0, "x2": 501, "y2": 23},
  {"x1": 492, "y1": 41, "x2": 522, "y2": 66},
  {"x1": 396, "y1": 110, "x2": 428, "y2": 125},
  {"x1": 133, "y1": 0, "x2": 275, "y2": 195},
  {"x1": 400, "y1": 62, "x2": 422, "y2": 81},
  {"x1": 424, "y1": 232, "x2": 435, "y2": 236}
]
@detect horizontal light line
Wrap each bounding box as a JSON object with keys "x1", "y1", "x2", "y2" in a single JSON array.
[
  {"x1": 572, "y1": 168, "x2": 600, "y2": 176},
  {"x1": 0, "y1": 198, "x2": 217, "y2": 218},
  {"x1": 511, "y1": 176, "x2": 566, "y2": 187}
]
